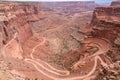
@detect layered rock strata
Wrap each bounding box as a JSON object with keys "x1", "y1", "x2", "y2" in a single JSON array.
[
  {"x1": 79, "y1": 3, "x2": 120, "y2": 79},
  {"x1": 0, "y1": 2, "x2": 44, "y2": 59},
  {"x1": 111, "y1": 1, "x2": 120, "y2": 6},
  {"x1": 87, "y1": 6, "x2": 120, "y2": 45}
]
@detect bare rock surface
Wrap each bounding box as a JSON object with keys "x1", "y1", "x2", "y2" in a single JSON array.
[{"x1": 80, "y1": 2, "x2": 120, "y2": 80}]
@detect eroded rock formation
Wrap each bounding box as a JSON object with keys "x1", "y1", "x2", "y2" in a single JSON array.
[
  {"x1": 111, "y1": 1, "x2": 120, "y2": 6},
  {"x1": 79, "y1": 3, "x2": 120, "y2": 80},
  {"x1": 0, "y1": 2, "x2": 44, "y2": 59},
  {"x1": 82, "y1": 5, "x2": 120, "y2": 46}
]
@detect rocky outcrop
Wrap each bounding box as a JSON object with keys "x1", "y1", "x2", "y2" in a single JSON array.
[
  {"x1": 111, "y1": 1, "x2": 120, "y2": 6},
  {"x1": 79, "y1": 4, "x2": 120, "y2": 80},
  {"x1": 0, "y1": 2, "x2": 44, "y2": 58},
  {"x1": 89, "y1": 6, "x2": 120, "y2": 44}
]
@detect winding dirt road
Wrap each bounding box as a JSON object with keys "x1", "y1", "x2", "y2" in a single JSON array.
[
  {"x1": 25, "y1": 37, "x2": 111, "y2": 80},
  {"x1": 25, "y1": 37, "x2": 69, "y2": 76}
]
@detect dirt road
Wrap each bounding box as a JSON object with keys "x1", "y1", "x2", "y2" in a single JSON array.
[{"x1": 25, "y1": 37, "x2": 111, "y2": 80}]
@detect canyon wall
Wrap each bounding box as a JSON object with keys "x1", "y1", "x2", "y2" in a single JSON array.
[
  {"x1": 86, "y1": 3, "x2": 120, "y2": 79},
  {"x1": 0, "y1": 2, "x2": 44, "y2": 58},
  {"x1": 111, "y1": 1, "x2": 120, "y2": 6},
  {"x1": 90, "y1": 6, "x2": 120, "y2": 45}
]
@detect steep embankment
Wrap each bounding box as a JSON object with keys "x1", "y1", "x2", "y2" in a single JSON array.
[
  {"x1": 0, "y1": 2, "x2": 46, "y2": 80},
  {"x1": 0, "y1": 2, "x2": 44, "y2": 59},
  {"x1": 91, "y1": 6, "x2": 120, "y2": 43},
  {"x1": 80, "y1": 2, "x2": 120, "y2": 80}
]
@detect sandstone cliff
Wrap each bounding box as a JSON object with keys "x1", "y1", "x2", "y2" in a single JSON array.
[
  {"x1": 111, "y1": 1, "x2": 120, "y2": 6},
  {"x1": 79, "y1": 4, "x2": 120, "y2": 80},
  {"x1": 89, "y1": 6, "x2": 120, "y2": 45},
  {"x1": 0, "y1": 2, "x2": 44, "y2": 58},
  {"x1": 80, "y1": 2, "x2": 120, "y2": 65}
]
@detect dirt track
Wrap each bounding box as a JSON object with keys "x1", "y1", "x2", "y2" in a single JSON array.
[{"x1": 25, "y1": 37, "x2": 111, "y2": 80}]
